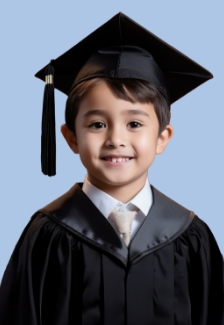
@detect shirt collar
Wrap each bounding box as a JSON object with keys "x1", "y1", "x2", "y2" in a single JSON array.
[{"x1": 82, "y1": 175, "x2": 152, "y2": 218}]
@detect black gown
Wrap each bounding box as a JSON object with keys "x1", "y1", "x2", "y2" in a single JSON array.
[{"x1": 0, "y1": 183, "x2": 223, "y2": 325}]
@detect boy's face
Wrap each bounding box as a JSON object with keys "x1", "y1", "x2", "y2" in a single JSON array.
[{"x1": 62, "y1": 81, "x2": 172, "y2": 196}]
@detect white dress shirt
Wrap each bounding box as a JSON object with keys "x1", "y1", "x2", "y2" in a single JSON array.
[{"x1": 82, "y1": 176, "x2": 153, "y2": 239}]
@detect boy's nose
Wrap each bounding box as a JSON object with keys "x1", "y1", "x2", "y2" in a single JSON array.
[{"x1": 105, "y1": 128, "x2": 127, "y2": 148}]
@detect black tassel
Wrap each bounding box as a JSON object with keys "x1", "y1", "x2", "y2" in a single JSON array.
[{"x1": 41, "y1": 65, "x2": 56, "y2": 176}]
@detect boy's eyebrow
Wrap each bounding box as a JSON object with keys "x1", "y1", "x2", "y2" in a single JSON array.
[{"x1": 82, "y1": 109, "x2": 150, "y2": 118}]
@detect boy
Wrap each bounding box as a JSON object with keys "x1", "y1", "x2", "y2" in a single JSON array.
[{"x1": 0, "y1": 12, "x2": 223, "y2": 325}]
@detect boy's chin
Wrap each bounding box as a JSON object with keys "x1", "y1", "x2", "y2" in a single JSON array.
[{"x1": 87, "y1": 173, "x2": 147, "y2": 188}]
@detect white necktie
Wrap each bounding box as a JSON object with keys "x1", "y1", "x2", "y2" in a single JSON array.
[{"x1": 109, "y1": 207, "x2": 138, "y2": 246}]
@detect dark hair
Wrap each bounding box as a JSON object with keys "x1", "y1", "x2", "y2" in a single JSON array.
[{"x1": 65, "y1": 78, "x2": 171, "y2": 135}]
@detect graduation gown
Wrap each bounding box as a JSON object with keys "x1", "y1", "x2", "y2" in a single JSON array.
[{"x1": 0, "y1": 183, "x2": 223, "y2": 325}]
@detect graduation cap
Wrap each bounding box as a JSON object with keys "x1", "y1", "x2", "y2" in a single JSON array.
[{"x1": 35, "y1": 12, "x2": 213, "y2": 176}]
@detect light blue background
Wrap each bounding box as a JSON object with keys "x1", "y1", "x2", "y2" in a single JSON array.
[{"x1": 0, "y1": 1, "x2": 223, "y2": 280}]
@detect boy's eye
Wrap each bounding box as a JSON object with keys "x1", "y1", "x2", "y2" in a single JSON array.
[
  {"x1": 128, "y1": 121, "x2": 142, "y2": 128},
  {"x1": 89, "y1": 122, "x2": 106, "y2": 129},
  {"x1": 89, "y1": 121, "x2": 142, "y2": 129}
]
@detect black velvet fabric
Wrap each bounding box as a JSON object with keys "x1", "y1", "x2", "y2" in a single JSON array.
[{"x1": 0, "y1": 185, "x2": 223, "y2": 325}]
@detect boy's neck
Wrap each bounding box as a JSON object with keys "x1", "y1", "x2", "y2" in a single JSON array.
[{"x1": 86, "y1": 173, "x2": 148, "y2": 203}]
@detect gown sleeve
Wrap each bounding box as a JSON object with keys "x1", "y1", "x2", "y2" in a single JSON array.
[
  {"x1": 184, "y1": 217, "x2": 224, "y2": 324},
  {"x1": 0, "y1": 213, "x2": 83, "y2": 325}
]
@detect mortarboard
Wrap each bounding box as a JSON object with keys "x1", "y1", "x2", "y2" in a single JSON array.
[{"x1": 35, "y1": 12, "x2": 213, "y2": 176}]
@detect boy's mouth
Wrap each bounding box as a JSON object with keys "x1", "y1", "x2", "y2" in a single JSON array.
[{"x1": 102, "y1": 157, "x2": 133, "y2": 162}]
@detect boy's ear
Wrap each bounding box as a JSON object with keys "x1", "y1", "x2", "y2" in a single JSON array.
[
  {"x1": 156, "y1": 124, "x2": 173, "y2": 155},
  {"x1": 60, "y1": 124, "x2": 79, "y2": 154}
]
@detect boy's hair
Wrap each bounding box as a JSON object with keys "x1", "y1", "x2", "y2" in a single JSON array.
[{"x1": 65, "y1": 78, "x2": 171, "y2": 135}]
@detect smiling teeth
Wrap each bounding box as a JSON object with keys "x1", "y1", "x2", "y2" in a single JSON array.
[{"x1": 105, "y1": 157, "x2": 130, "y2": 162}]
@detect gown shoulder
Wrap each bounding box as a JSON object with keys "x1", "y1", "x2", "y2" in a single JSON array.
[
  {"x1": 172, "y1": 216, "x2": 224, "y2": 324},
  {"x1": 0, "y1": 212, "x2": 83, "y2": 325}
]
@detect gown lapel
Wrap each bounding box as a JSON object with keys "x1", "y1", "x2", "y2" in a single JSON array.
[
  {"x1": 39, "y1": 183, "x2": 128, "y2": 266},
  {"x1": 38, "y1": 183, "x2": 195, "y2": 267},
  {"x1": 129, "y1": 186, "x2": 195, "y2": 265}
]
